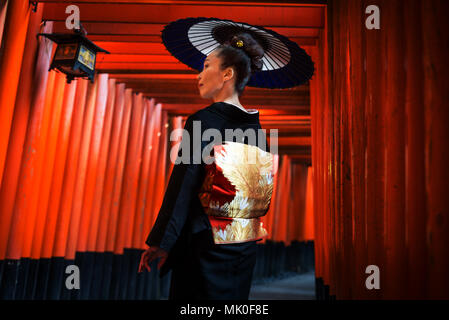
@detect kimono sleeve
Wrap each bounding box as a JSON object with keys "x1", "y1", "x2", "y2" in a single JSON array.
[{"x1": 145, "y1": 115, "x2": 207, "y2": 253}]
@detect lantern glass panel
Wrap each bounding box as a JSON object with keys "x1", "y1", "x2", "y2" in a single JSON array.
[
  {"x1": 54, "y1": 43, "x2": 78, "y2": 60},
  {"x1": 77, "y1": 45, "x2": 96, "y2": 70}
]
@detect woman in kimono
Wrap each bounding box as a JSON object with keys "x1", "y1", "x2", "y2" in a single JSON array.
[{"x1": 138, "y1": 32, "x2": 275, "y2": 300}]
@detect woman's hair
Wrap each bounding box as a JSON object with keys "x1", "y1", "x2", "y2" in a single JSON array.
[{"x1": 215, "y1": 33, "x2": 264, "y2": 96}]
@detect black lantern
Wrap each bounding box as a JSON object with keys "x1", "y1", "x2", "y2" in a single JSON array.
[{"x1": 38, "y1": 26, "x2": 109, "y2": 83}]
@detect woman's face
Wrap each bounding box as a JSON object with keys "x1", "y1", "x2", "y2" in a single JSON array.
[{"x1": 197, "y1": 50, "x2": 228, "y2": 99}]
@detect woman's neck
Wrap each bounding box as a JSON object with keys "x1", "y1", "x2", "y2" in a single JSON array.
[
  {"x1": 221, "y1": 100, "x2": 259, "y2": 114},
  {"x1": 213, "y1": 88, "x2": 242, "y2": 107},
  {"x1": 212, "y1": 85, "x2": 256, "y2": 113},
  {"x1": 222, "y1": 98, "x2": 243, "y2": 109}
]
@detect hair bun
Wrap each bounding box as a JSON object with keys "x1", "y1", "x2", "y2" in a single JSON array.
[{"x1": 230, "y1": 33, "x2": 264, "y2": 73}]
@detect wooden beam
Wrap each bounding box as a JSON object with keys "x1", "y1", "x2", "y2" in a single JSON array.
[
  {"x1": 52, "y1": 21, "x2": 321, "y2": 37},
  {"x1": 37, "y1": 0, "x2": 326, "y2": 7},
  {"x1": 42, "y1": 3, "x2": 325, "y2": 28}
]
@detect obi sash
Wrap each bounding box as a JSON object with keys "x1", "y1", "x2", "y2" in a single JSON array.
[{"x1": 198, "y1": 141, "x2": 276, "y2": 244}]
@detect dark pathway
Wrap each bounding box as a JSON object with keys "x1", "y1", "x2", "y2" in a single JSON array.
[{"x1": 249, "y1": 271, "x2": 316, "y2": 300}]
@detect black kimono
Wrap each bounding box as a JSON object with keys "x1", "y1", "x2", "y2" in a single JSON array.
[{"x1": 145, "y1": 101, "x2": 274, "y2": 300}]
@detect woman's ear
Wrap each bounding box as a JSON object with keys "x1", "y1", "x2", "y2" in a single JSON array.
[{"x1": 223, "y1": 67, "x2": 234, "y2": 82}]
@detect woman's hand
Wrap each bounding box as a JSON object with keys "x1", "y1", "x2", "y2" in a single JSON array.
[{"x1": 138, "y1": 246, "x2": 168, "y2": 273}]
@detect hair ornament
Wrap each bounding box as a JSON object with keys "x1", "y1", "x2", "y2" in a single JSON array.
[{"x1": 235, "y1": 40, "x2": 244, "y2": 47}]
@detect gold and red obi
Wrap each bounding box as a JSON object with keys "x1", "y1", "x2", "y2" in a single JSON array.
[{"x1": 198, "y1": 141, "x2": 277, "y2": 244}]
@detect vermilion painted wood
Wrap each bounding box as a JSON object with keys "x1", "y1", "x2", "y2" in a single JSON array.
[
  {"x1": 65, "y1": 79, "x2": 99, "y2": 260},
  {"x1": 88, "y1": 42, "x2": 175, "y2": 55},
  {"x1": 281, "y1": 158, "x2": 292, "y2": 243},
  {"x1": 362, "y1": 0, "x2": 385, "y2": 300},
  {"x1": 76, "y1": 74, "x2": 109, "y2": 253},
  {"x1": 97, "y1": 62, "x2": 192, "y2": 71},
  {"x1": 276, "y1": 156, "x2": 289, "y2": 242},
  {"x1": 422, "y1": 0, "x2": 449, "y2": 299},
  {"x1": 28, "y1": 71, "x2": 63, "y2": 259},
  {"x1": 343, "y1": 9, "x2": 356, "y2": 298},
  {"x1": 314, "y1": 28, "x2": 325, "y2": 297},
  {"x1": 101, "y1": 83, "x2": 126, "y2": 253},
  {"x1": 122, "y1": 93, "x2": 147, "y2": 250},
  {"x1": 87, "y1": 78, "x2": 117, "y2": 252},
  {"x1": 37, "y1": 0, "x2": 324, "y2": 5},
  {"x1": 309, "y1": 44, "x2": 321, "y2": 288},
  {"x1": 383, "y1": 0, "x2": 407, "y2": 299},
  {"x1": 299, "y1": 165, "x2": 311, "y2": 242},
  {"x1": 97, "y1": 54, "x2": 181, "y2": 64},
  {"x1": 37, "y1": 0, "x2": 325, "y2": 7},
  {"x1": 0, "y1": 0, "x2": 31, "y2": 186},
  {"x1": 149, "y1": 106, "x2": 165, "y2": 226},
  {"x1": 110, "y1": 89, "x2": 133, "y2": 254},
  {"x1": 166, "y1": 116, "x2": 183, "y2": 179},
  {"x1": 346, "y1": 0, "x2": 365, "y2": 300},
  {"x1": 332, "y1": 1, "x2": 342, "y2": 299},
  {"x1": 31, "y1": 72, "x2": 67, "y2": 260},
  {"x1": 143, "y1": 104, "x2": 162, "y2": 236},
  {"x1": 7, "y1": 70, "x2": 54, "y2": 260},
  {"x1": 310, "y1": 0, "x2": 449, "y2": 299},
  {"x1": 115, "y1": 92, "x2": 144, "y2": 253},
  {"x1": 53, "y1": 79, "x2": 89, "y2": 258},
  {"x1": 271, "y1": 155, "x2": 290, "y2": 242},
  {"x1": 140, "y1": 101, "x2": 157, "y2": 247},
  {"x1": 323, "y1": 33, "x2": 332, "y2": 296},
  {"x1": 0, "y1": 0, "x2": 8, "y2": 46},
  {"x1": 41, "y1": 80, "x2": 78, "y2": 259},
  {"x1": 130, "y1": 96, "x2": 150, "y2": 249},
  {"x1": 313, "y1": 19, "x2": 326, "y2": 293},
  {"x1": 152, "y1": 111, "x2": 169, "y2": 227},
  {"x1": 303, "y1": 166, "x2": 314, "y2": 241},
  {"x1": 287, "y1": 164, "x2": 303, "y2": 243},
  {"x1": 332, "y1": 30, "x2": 341, "y2": 297},
  {"x1": 132, "y1": 99, "x2": 155, "y2": 249},
  {"x1": 322, "y1": 14, "x2": 330, "y2": 296},
  {"x1": 92, "y1": 36, "x2": 317, "y2": 47},
  {"x1": 0, "y1": 4, "x2": 44, "y2": 260},
  {"x1": 404, "y1": 0, "x2": 427, "y2": 299},
  {"x1": 42, "y1": 3, "x2": 324, "y2": 27},
  {"x1": 51, "y1": 21, "x2": 319, "y2": 38},
  {"x1": 110, "y1": 74, "x2": 198, "y2": 80},
  {"x1": 92, "y1": 34, "x2": 314, "y2": 47},
  {"x1": 88, "y1": 78, "x2": 117, "y2": 252}
]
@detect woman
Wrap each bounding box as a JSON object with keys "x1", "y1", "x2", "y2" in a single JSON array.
[{"x1": 138, "y1": 32, "x2": 274, "y2": 300}]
